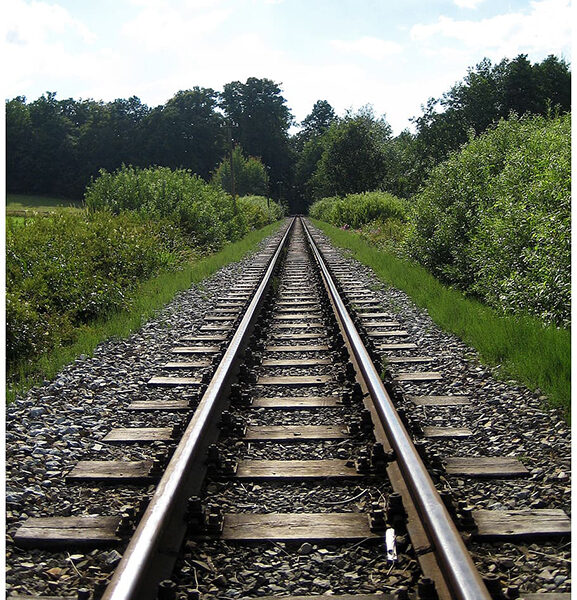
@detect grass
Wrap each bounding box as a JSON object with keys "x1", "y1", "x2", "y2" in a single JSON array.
[
  {"x1": 7, "y1": 221, "x2": 283, "y2": 403},
  {"x1": 6, "y1": 193, "x2": 82, "y2": 216},
  {"x1": 313, "y1": 219, "x2": 570, "y2": 419}
]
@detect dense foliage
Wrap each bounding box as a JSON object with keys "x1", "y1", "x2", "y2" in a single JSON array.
[
  {"x1": 411, "y1": 55, "x2": 571, "y2": 177},
  {"x1": 6, "y1": 56, "x2": 570, "y2": 212},
  {"x1": 220, "y1": 77, "x2": 294, "y2": 193},
  {"x1": 5, "y1": 53, "x2": 571, "y2": 337},
  {"x1": 212, "y1": 146, "x2": 269, "y2": 197},
  {"x1": 308, "y1": 107, "x2": 394, "y2": 199},
  {"x1": 6, "y1": 212, "x2": 188, "y2": 365},
  {"x1": 6, "y1": 78, "x2": 293, "y2": 201},
  {"x1": 311, "y1": 115, "x2": 570, "y2": 328},
  {"x1": 85, "y1": 165, "x2": 283, "y2": 251},
  {"x1": 406, "y1": 113, "x2": 570, "y2": 327},
  {"x1": 8, "y1": 167, "x2": 285, "y2": 372},
  {"x1": 296, "y1": 54, "x2": 571, "y2": 206},
  {"x1": 309, "y1": 192, "x2": 409, "y2": 255},
  {"x1": 237, "y1": 195, "x2": 286, "y2": 229},
  {"x1": 309, "y1": 191, "x2": 407, "y2": 228}
]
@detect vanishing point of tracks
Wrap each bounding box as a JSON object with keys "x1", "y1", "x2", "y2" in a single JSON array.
[{"x1": 10, "y1": 218, "x2": 570, "y2": 600}]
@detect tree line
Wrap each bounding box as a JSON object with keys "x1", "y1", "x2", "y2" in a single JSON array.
[{"x1": 6, "y1": 54, "x2": 570, "y2": 212}]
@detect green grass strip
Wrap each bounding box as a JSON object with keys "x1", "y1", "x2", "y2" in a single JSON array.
[
  {"x1": 7, "y1": 221, "x2": 282, "y2": 403},
  {"x1": 6, "y1": 193, "x2": 83, "y2": 215},
  {"x1": 313, "y1": 220, "x2": 570, "y2": 419}
]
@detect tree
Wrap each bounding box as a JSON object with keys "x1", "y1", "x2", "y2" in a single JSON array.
[
  {"x1": 295, "y1": 99, "x2": 337, "y2": 149},
  {"x1": 409, "y1": 54, "x2": 572, "y2": 187},
  {"x1": 212, "y1": 146, "x2": 269, "y2": 197},
  {"x1": 310, "y1": 106, "x2": 393, "y2": 199},
  {"x1": 220, "y1": 77, "x2": 293, "y2": 195},
  {"x1": 26, "y1": 92, "x2": 76, "y2": 196},
  {"x1": 532, "y1": 55, "x2": 571, "y2": 114},
  {"x1": 6, "y1": 97, "x2": 33, "y2": 193},
  {"x1": 142, "y1": 88, "x2": 225, "y2": 178}
]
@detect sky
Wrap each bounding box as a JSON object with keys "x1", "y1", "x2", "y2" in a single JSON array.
[{"x1": 1, "y1": 0, "x2": 573, "y2": 134}]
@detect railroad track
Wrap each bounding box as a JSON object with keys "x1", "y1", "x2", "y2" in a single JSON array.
[{"x1": 9, "y1": 217, "x2": 570, "y2": 600}]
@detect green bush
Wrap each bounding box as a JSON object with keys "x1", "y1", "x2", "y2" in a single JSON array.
[
  {"x1": 405, "y1": 113, "x2": 570, "y2": 326},
  {"x1": 8, "y1": 168, "x2": 286, "y2": 373},
  {"x1": 237, "y1": 195, "x2": 286, "y2": 229},
  {"x1": 85, "y1": 165, "x2": 236, "y2": 251},
  {"x1": 212, "y1": 147, "x2": 269, "y2": 197},
  {"x1": 6, "y1": 211, "x2": 188, "y2": 366},
  {"x1": 309, "y1": 191, "x2": 409, "y2": 254},
  {"x1": 85, "y1": 165, "x2": 284, "y2": 251},
  {"x1": 309, "y1": 191, "x2": 408, "y2": 229}
]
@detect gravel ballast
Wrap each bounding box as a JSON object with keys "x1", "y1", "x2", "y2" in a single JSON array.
[{"x1": 5, "y1": 219, "x2": 570, "y2": 597}]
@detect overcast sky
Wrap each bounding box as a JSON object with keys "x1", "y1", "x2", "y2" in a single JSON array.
[{"x1": 2, "y1": 0, "x2": 573, "y2": 134}]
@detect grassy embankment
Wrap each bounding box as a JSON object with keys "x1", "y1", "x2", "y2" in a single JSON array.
[
  {"x1": 7, "y1": 219, "x2": 282, "y2": 403},
  {"x1": 6, "y1": 193, "x2": 82, "y2": 216},
  {"x1": 313, "y1": 219, "x2": 570, "y2": 418}
]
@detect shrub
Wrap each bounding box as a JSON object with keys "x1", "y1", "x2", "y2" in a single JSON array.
[
  {"x1": 212, "y1": 147, "x2": 269, "y2": 197},
  {"x1": 85, "y1": 165, "x2": 237, "y2": 251},
  {"x1": 85, "y1": 165, "x2": 284, "y2": 252},
  {"x1": 404, "y1": 113, "x2": 570, "y2": 326},
  {"x1": 6, "y1": 211, "x2": 188, "y2": 366},
  {"x1": 309, "y1": 191, "x2": 408, "y2": 229},
  {"x1": 237, "y1": 195, "x2": 286, "y2": 229},
  {"x1": 309, "y1": 191, "x2": 409, "y2": 254},
  {"x1": 8, "y1": 169, "x2": 286, "y2": 373}
]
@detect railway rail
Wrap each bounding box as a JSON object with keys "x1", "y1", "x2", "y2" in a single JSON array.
[{"x1": 8, "y1": 217, "x2": 570, "y2": 600}]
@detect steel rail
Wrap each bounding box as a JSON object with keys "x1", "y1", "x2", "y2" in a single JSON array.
[
  {"x1": 301, "y1": 217, "x2": 491, "y2": 600},
  {"x1": 102, "y1": 218, "x2": 296, "y2": 600}
]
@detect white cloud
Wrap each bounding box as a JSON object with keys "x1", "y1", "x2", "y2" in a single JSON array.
[
  {"x1": 454, "y1": 0, "x2": 485, "y2": 8},
  {"x1": 121, "y1": 2, "x2": 232, "y2": 52},
  {"x1": 2, "y1": 0, "x2": 123, "y2": 100},
  {"x1": 331, "y1": 36, "x2": 402, "y2": 60},
  {"x1": 411, "y1": 0, "x2": 572, "y2": 59},
  {"x1": 4, "y1": 0, "x2": 96, "y2": 45}
]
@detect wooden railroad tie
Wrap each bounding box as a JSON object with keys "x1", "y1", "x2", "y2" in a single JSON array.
[
  {"x1": 66, "y1": 460, "x2": 156, "y2": 482},
  {"x1": 257, "y1": 375, "x2": 332, "y2": 386},
  {"x1": 220, "y1": 513, "x2": 377, "y2": 542},
  {"x1": 147, "y1": 376, "x2": 202, "y2": 387},
  {"x1": 377, "y1": 343, "x2": 418, "y2": 350},
  {"x1": 265, "y1": 344, "x2": 330, "y2": 352},
  {"x1": 445, "y1": 456, "x2": 529, "y2": 478},
  {"x1": 472, "y1": 509, "x2": 570, "y2": 540},
  {"x1": 102, "y1": 427, "x2": 174, "y2": 443},
  {"x1": 14, "y1": 516, "x2": 122, "y2": 549},
  {"x1": 409, "y1": 395, "x2": 471, "y2": 406},
  {"x1": 171, "y1": 346, "x2": 220, "y2": 354},
  {"x1": 128, "y1": 399, "x2": 191, "y2": 411},
  {"x1": 251, "y1": 396, "x2": 341, "y2": 409},
  {"x1": 394, "y1": 372, "x2": 443, "y2": 382},
  {"x1": 261, "y1": 358, "x2": 332, "y2": 367},
  {"x1": 244, "y1": 425, "x2": 347, "y2": 441},
  {"x1": 421, "y1": 426, "x2": 473, "y2": 438},
  {"x1": 234, "y1": 459, "x2": 362, "y2": 480}
]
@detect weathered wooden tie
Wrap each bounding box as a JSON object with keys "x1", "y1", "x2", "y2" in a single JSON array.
[
  {"x1": 14, "y1": 516, "x2": 122, "y2": 549},
  {"x1": 244, "y1": 425, "x2": 347, "y2": 441},
  {"x1": 445, "y1": 457, "x2": 529, "y2": 477},
  {"x1": 66, "y1": 460, "x2": 155, "y2": 482},
  {"x1": 147, "y1": 376, "x2": 201, "y2": 387},
  {"x1": 422, "y1": 426, "x2": 472, "y2": 438},
  {"x1": 472, "y1": 509, "x2": 570, "y2": 540},
  {"x1": 103, "y1": 427, "x2": 174, "y2": 443},
  {"x1": 235, "y1": 459, "x2": 361, "y2": 480},
  {"x1": 220, "y1": 513, "x2": 377, "y2": 542},
  {"x1": 251, "y1": 396, "x2": 340, "y2": 409},
  {"x1": 410, "y1": 395, "x2": 471, "y2": 406},
  {"x1": 257, "y1": 375, "x2": 331, "y2": 386}
]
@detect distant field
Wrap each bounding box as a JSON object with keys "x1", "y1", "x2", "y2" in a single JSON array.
[{"x1": 6, "y1": 193, "x2": 83, "y2": 216}]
